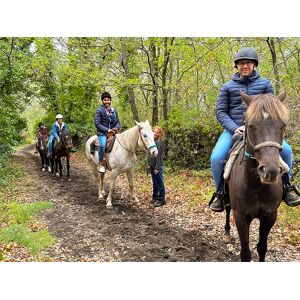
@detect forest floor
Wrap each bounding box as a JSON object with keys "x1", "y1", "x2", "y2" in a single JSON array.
[{"x1": 4, "y1": 144, "x2": 300, "y2": 262}]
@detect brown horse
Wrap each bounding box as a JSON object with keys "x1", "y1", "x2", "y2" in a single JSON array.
[
  {"x1": 51, "y1": 131, "x2": 73, "y2": 179},
  {"x1": 225, "y1": 91, "x2": 288, "y2": 262},
  {"x1": 36, "y1": 129, "x2": 51, "y2": 172}
]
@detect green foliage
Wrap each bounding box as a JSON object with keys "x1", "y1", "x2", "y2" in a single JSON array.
[
  {"x1": 0, "y1": 224, "x2": 55, "y2": 255},
  {"x1": 7, "y1": 201, "x2": 53, "y2": 225}
]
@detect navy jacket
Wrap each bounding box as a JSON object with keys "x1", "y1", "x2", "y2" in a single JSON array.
[
  {"x1": 94, "y1": 105, "x2": 120, "y2": 135},
  {"x1": 216, "y1": 70, "x2": 274, "y2": 134}
]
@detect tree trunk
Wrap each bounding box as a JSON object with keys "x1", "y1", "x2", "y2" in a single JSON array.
[
  {"x1": 267, "y1": 37, "x2": 280, "y2": 94},
  {"x1": 149, "y1": 39, "x2": 159, "y2": 125},
  {"x1": 161, "y1": 37, "x2": 175, "y2": 121},
  {"x1": 121, "y1": 38, "x2": 140, "y2": 122}
]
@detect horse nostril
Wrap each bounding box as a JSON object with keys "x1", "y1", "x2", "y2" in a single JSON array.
[{"x1": 257, "y1": 165, "x2": 265, "y2": 175}]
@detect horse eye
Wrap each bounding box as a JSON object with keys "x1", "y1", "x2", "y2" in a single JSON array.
[
  {"x1": 248, "y1": 124, "x2": 256, "y2": 130},
  {"x1": 143, "y1": 133, "x2": 147, "y2": 137}
]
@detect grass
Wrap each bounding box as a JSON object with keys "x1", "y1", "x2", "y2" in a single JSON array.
[{"x1": 0, "y1": 156, "x2": 55, "y2": 260}]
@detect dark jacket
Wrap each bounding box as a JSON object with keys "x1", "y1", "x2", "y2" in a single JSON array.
[
  {"x1": 216, "y1": 70, "x2": 274, "y2": 134},
  {"x1": 148, "y1": 139, "x2": 164, "y2": 169},
  {"x1": 94, "y1": 105, "x2": 120, "y2": 136},
  {"x1": 50, "y1": 122, "x2": 68, "y2": 140}
]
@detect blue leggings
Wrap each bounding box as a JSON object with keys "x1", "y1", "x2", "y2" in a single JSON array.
[{"x1": 210, "y1": 130, "x2": 293, "y2": 190}]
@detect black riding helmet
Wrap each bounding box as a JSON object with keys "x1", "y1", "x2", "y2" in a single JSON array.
[{"x1": 234, "y1": 47, "x2": 258, "y2": 67}]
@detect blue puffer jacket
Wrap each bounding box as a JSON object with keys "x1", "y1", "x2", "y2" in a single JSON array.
[
  {"x1": 216, "y1": 70, "x2": 274, "y2": 134},
  {"x1": 94, "y1": 105, "x2": 120, "y2": 136},
  {"x1": 50, "y1": 121, "x2": 68, "y2": 140}
]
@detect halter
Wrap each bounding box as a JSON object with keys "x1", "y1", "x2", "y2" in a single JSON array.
[
  {"x1": 115, "y1": 126, "x2": 157, "y2": 154},
  {"x1": 243, "y1": 122, "x2": 282, "y2": 160}
]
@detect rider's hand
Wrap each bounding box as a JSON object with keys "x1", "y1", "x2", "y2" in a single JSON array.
[
  {"x1": 107, "y1": 129, "x2": 113, "y2": 133},
  {"x1": 234, "y1": 125, "x2": 245, "y2": 135},
  {"x1": 112, "y1": 127, "x2": 118, "y2": 132},
  {"x1": 154, "y1": 168, "x2": 160, "y2": 174}
]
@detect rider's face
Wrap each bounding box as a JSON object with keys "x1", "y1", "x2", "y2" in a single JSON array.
[
  {"x1": 237, "y1": 60, "x2": 255, "y2": 77},
  {"x1": 102, "y1": 97, "x2": 111, "y2": 108},
  {"x1": 153, "y1": 129, "x2": 160, "y2": 140},
  {"x1": 57, "y1": 118, "x2": 63, "y2": 125}
]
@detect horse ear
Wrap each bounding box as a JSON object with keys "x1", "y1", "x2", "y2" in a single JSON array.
[
  {"x1": 240, "y1": 91, "x2": 253, "y2": 107},
  {"x1": 277, "y1": 90, "x2": 286, "y2": 102},
  {"x1": 135, "y1": 120, "x2": 141, "y2": 127}
]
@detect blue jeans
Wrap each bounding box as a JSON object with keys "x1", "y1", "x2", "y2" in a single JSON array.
[
  {"x1": 210, "y1": 130, "x2": 293, "y2": 190},
  {"x1": 47, "y1": 135, "x2": 56, "y2": 158},
  {"x1": 98, "y1": 135, "x2": 107, "y2": 163},
  {"x1": 150, "y1": 167, "x2": 165, "y2": 200}
]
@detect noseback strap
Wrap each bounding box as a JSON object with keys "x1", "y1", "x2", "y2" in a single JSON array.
[{"x1": 254, "y1": 141, "x2": 282, "y2": 151}]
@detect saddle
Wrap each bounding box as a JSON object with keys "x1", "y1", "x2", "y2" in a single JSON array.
[{"x1": 90, "y1": 132, "x2": 116, "y2": 155}]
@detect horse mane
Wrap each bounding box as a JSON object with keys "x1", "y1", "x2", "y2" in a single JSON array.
[{"x1": 245, "y1": 93, "x2": 289, "y2": 123}]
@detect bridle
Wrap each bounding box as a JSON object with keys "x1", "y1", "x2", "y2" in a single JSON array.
[
  {"x1": 243, "y1": 121, "x2": 282, "y2": 160},
  {"x1": 115, "y1": 126, "x2": 157, "y2": 154}
]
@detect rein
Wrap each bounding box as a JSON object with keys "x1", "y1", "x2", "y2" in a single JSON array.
[{"x1": 243, "y1": 122, "x2": 282, "y2": 161}]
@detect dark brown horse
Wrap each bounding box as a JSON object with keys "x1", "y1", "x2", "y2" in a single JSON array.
[
  {"x1": 36, "y1": 129, "x2": 51, "y2": 172},
  {"x1": 225, "y1": 91, "x2": 288, "y2": 262},
  {"x1": 51, "y1": 131, "x2": 73, "y2": 179}
]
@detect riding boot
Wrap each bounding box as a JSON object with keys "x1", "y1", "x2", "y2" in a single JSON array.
[
  {"x1": 154, "y1": 197, "x2": 166, "y2": 207},
  {"x1": 150, "y1": 195, "x2": 158, "y2": 204},
  {"x1": 282, "y1": 173, "x2": 300, "y2": 207},
  {"x1": 209, "y1": 176, "x2": 227, "y2": 212}
]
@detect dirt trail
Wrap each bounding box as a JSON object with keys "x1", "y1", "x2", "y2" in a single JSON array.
[{"x1": 12, "y1": 145, "x2": 300, "y2": 262}]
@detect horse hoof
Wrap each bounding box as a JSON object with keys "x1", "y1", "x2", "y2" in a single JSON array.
[
  {"x1": 42, "y1": 168, "x2": 45, "y2": 172},
  {"x1": 133, "y1": 197, "x2": 139, "y2": 203},
  {"x1": 56, "y1": 173, "x2": 60, "y2": 177},
  {"x1": 106, "y1": 204, "x2": 113, "y2": 209},
  {"x1": 48, "y1": 168, "x2": 51, "y2": 172},
  {"x1": 223, "y1": 234, "x2": 231, "y2": 243},
  {"x1": 68, "y1": 178, "x2": 71, "y2": 182}
]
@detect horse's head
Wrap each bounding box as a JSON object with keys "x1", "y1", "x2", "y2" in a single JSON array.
[
  {"x1": 135, "y1": 120, "x2": 158, "y2": 157},
  {"x1": 241, "y1": 91, "x2": 288, "y2": 184},
  {"x1": 61, "y1": 131, "x2": 73, "y2": 151},
  {"x1": 37, "y1": 134, "x2": 48, "y2": 151}
]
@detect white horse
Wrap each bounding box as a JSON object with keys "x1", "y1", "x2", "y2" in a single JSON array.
[{"x1": 86, "y1": 121, "x2": 158, "y2": 208}]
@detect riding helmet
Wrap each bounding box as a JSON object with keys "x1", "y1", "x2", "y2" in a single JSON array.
[
  {"x1": 56, "y1": 114, "x2": 63, "y2": 119},
  {"x1": 234, "y1": 47, "x2": 258, "y2": 67}
]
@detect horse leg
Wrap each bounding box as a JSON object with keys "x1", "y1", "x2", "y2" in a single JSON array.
[
  {"x1": 234, "y1": 211, "x2": 252, "y2": 262},
  {"x1": 59, "y1": 157, "x2": 63, "y2": 177},
  {"x1": 88, "y1": 160, "x2": 105, "y2": 200},
  {"x1": 126, "y1": 169, "x2": 139, "y2": 203},
  {"x1": 55, "y1": 157, "x2": 60, "y2": 177},
  {"x1": 46, "y1": 155, "x2": 51, "y2": 172},
  {"x1": 223, "y1": 206, "x2": 231, "y2": 243},
  {"x1": 40, "y1": 153, "x2": 46, "y2": 171},
  {"x1": 106, "y1": 171, "x2": 118, "y2": 209},
  {"x1": 257, "y1": 211, "x2": 277, "y2": 262},
  {"x1": 66, "y1": 154, "x2": 71, "y2": 180}
]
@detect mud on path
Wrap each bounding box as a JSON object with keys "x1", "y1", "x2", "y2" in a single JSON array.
[{"x1": 12, "y1": 145, "x2": 300, "y2": 262}]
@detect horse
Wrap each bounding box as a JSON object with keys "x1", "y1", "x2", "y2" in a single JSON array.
[
  {"x1": 36, "y1": 131, "x2": 51, "y2": 172},
  {"x1": 86, "y1": 121, "x2": 158, "y2": 208},
  {"x1": 50, "y1": 131, "x2": 73, "y2": 179},
  {"x1": 224, "y1": 91, "x2": 288, "y2": 262}
]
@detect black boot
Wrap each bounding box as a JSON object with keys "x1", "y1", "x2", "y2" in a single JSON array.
[
  {"x1": 282, "y1": 173, "x2": 300, "y2": 207},
  {"x1": 150, "y1": 195, "x2": 158, "y2": 204},
  {"x1": 154, "y1": 198, "x2": 166, "y2": 207},
  {"x1": 209, "y1": 191, "x2": 225, "y2": 212}
]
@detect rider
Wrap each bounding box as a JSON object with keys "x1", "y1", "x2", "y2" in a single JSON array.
[
  {"x1": 94, "y1": 92, "x2": 121, "y2": 173},
  {"x1": 47, "y1": 114, "x2": 68, "y2": 158},
  {"x1": 34, "y1": 122, "x2": 48, "y2": 153},
  {"x1": 209, "y1": 47, "x2": 300, "y2": 212}
]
